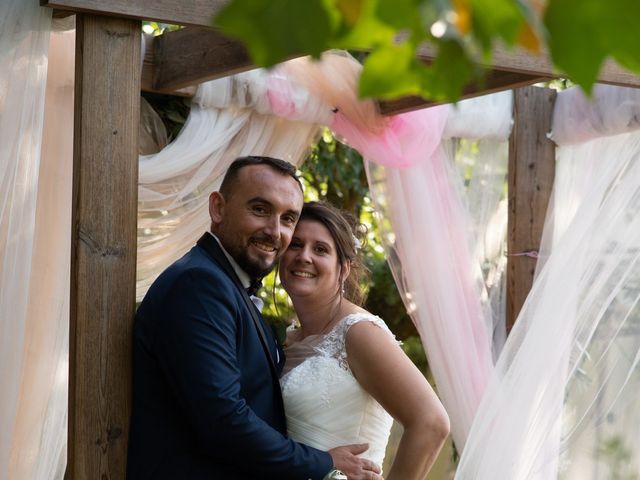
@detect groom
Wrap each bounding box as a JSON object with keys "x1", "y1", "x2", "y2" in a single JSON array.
[{"x1": 127, "y1": 156, "x2": 381, "y2": 479}]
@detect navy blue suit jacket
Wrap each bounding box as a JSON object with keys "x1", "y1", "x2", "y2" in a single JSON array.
[{"x1": 127, "y1": 234, "x2": 332, "y2": 479}]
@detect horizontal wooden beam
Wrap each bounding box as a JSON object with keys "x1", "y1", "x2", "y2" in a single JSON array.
[
  {"x1": 42, "y1": 0, "x2": 640, "y2": 92},
  {"x1": 152, "y1": 27, "x2": 253, "y2": 92},
  {"x1": 52, "y1": 9, "x2": 74, "y2": 18},
  {"x1": 417, "y1": 43, "x2": 640, "y2": 89},
  {"x1": 142, "y1": 33, "x2": 195, "y2": 96},
  {"x1": 41, "y1": 0, "x2": 229, "y2": 28},
  {"x1": 139, "y1": 28, "x2": 639, "y2": 115},
  {"x1": 379, "y1": 70, "x2": 549, "y2": 115},
  {"x1": 140, "y1": 31, "x2": 549, "y2": 115}
]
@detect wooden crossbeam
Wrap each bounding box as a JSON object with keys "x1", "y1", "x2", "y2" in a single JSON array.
[
  {"x1": 418, "y1": 43, "x2": 640, "y2": 89},
  {"x1": 138, "y1": 31, "x2": 638, "y2": 115},
  {"x1": 149, "y1": 27, "x2": 253, "y2": 92},
  {"x1": 41, "y1": 0, "x2": 229, "y2": 27},
  {"x1": 139, "y1": 29, "x2": 549, "y2": 115},
  {"x1": 378, "y1": 70, "x2": 549, "y2": 115},
  {"x1": 43, "y1": 0, "x2": 640, "y2": 92}
]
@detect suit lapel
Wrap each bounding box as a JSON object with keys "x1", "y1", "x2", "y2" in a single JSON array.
[{"x1": 196, "y1": 233, "x2": 279, "y2": 377}]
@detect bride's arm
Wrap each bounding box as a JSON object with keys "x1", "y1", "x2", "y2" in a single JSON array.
[{"x1": 346, "y1": 321, "x2": 450, "y2": 480}]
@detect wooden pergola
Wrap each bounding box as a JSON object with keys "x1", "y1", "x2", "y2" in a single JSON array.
[{"x1": 39, "y1": 1, "x2": 640, "y2": 477}]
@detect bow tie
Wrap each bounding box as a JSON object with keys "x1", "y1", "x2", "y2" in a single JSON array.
[{"x1": 246, "y1": 279, "x2": 262, "y2": 297}]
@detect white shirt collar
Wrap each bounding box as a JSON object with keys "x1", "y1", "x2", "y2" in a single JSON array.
[{"x1": 208, "y1": 232, "x2": 251, "y2": 289}]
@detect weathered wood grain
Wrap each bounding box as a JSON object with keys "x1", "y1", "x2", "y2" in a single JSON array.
[
  {"x1": 42, "y1": 0, "x2": 229, "y2": 28},
  {"x1": 153, "y1": 27, "x2": 252, "y2": 92},
  {"x1": 418, "y1": 43, "x2": 640, "y2": 88},
  {"x1": 69, "y1": 14, "x2": 140, "y2": 479},
  {"x1": 506, "y1": 86, "x2": 556, "y2": 332},
  {"x1": 379, "y1": 70, "x2": 549, "y2": 115}
]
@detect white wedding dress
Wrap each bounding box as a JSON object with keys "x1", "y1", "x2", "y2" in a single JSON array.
[{"x1": 280, "y1": 313, "x2": 395, "y2": 467}]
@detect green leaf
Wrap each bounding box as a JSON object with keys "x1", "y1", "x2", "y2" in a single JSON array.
[
  {"x1": 359, "y1": 42, "x2": 422, "y2": 99},
  {"x1": 469, "y1": 0, "x2": 526, "y2": 51},
  {"x1": 375, "y1": 0, "x2": 423, "y2": 33},
  {"x1": 214, "y1": 0, "x2": 339, "y2": 66},
  {"x1": 599, "y1": 0, "x2": 640, "y2": 74},
  {"x1": 332, "y1": 0, "x2": 397, "y2": 49},
  {"x1": 544, "y1": 0, "x2": 640, "y2": 92},
  {"x1": 419, "y1": 39, "x2": 475, "y2": 101},
  {"x1": 544, "y1": 0, "x2": 605, "y2": 92}
]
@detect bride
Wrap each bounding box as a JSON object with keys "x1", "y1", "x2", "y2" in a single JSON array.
[{"x1": 279, "y1": 201, "x2": 450, "y2": 479}]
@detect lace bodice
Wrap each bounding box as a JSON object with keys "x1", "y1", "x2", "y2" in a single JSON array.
[{"x1": 280, "y1": 313, "x2": 395, "y2": 467}]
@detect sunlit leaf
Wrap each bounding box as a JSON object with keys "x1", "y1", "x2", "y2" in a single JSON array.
[
  {"x1": 214, "y1": 0, "x2": 338, "y2": 66},
  {"x1": 545, "y1": 0, "x2": 607, "y2": 92},
  {"x1": 469, "y1": 0, "x2": 526, "y2": 51},
  {"x1": 335, "y1": 0, "x2": 365, "y2": 26},
  {"x1": 419, "y1": 39, "x2": 475, "y2": 101},
  {"x1": 359, "y1": 42, "x2": 422, "y2": 99},
  {"x1": 601, "y1": 0, "x2": 640, "y2": 73},
  {"x1": 333, "y1": 0, "x2": 397, "y2": 49},
  {"x1": 375, "y1": 0, "x2": 423, "y2": 34}
]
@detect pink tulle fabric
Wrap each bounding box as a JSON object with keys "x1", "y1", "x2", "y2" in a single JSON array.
[{"x1": 330, "y1": 106, "x2": 449, "y2": 168}]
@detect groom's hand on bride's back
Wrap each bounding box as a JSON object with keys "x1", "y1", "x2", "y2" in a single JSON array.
[{"x1": 328, "y1": 443, "x2": 383, "y2": 480}]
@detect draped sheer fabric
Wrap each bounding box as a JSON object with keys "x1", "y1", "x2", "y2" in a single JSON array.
[
  {"x1": 0, "y1": 1, "x2": 60, "y2": 478},
  {"x1": 363, "y1": 93, "x2": 512, "y2": 449},
  {"x1": 0, "y1": 0, "x2": 51, "y2": 472},
  {"x1": 11, "y1": 28, "x2": 74, "y2": 480},
  {"x1": 549, "y1": 84, "x2": 640, "y2": 146},
  {"x1": 457, "y1": 87, "x2": 640, "y2": 479}
]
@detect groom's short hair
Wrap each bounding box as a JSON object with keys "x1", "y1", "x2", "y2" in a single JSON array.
[{"x1": 220, "y1": 156, "x2": 303, "y2": 198}]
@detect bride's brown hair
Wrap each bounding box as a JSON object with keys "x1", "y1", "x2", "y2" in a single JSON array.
[{"x1": 298, "y1": 201, "x2": 369, "y2": 306}]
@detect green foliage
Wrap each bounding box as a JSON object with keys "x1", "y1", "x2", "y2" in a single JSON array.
[
  {"x1": 214, "y1": 0, "x2": 341, "y2": 66},
  {"x1": 142, "y1": 92, "x2": 190, "y2": 142},
  {"x1": 214, "y1": 0, "x2": 640, "y2": 102},
  {"x1": 544, "y1": 0, "x2": 640, "y2": 94},
  {"x1": 597, "y1": 436, "x2": 640, "y2": 480},
  {"x1": 300, "y1": 128, "x2": 369, "y2": 212},
  {"x1": 142, "y1": 21, "x2": 182, "y2": 36}
]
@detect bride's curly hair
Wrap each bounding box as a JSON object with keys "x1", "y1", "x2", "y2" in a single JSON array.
[{"x1": 298, "y1": 201, "x2": 369, "y2": 306}]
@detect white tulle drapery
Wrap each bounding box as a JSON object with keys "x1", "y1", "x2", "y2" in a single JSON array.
[
  {"x1": 137, "y1": 70, "x2": 321, "y2": 300},
  {"x1": 0, "y1": 1, "x2": 68, "y2": 478},
  {"x1": 14, "y1": 28, "x2": 74, "y2": 480},
  {"x1": 457, "y1": 86, "x2": 640, "y2": 479}
]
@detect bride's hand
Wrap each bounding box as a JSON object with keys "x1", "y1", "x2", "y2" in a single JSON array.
[{"x1": 328, "y1": 443, "x2": 383, "y2": 480}]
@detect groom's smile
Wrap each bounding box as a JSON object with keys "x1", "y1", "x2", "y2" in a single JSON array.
[{"x1": 249, "y1": 236, "x2": 278, "y2": 254}]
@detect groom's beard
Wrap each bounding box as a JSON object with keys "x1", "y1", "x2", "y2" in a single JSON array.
[{"x1": 233, "y1": 235, "x2": 282, "y2": 279}]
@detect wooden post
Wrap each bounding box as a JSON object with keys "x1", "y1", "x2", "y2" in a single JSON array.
[
  {"x1": 506, "y1": 86, "x2": 556, "y2": 332},
  {"x1": 69, "y1": 14, "x2": 140, "y2": 478}
]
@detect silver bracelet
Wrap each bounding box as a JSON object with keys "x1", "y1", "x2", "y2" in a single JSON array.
[{"x1": 323, "y1": 469, "x2": 348, "y2": 480}]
